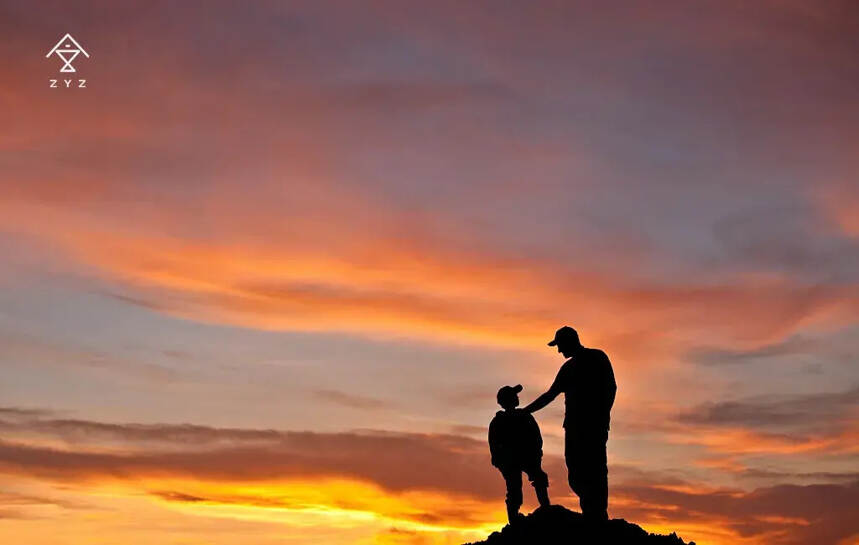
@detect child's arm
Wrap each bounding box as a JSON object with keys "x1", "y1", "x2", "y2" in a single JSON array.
[
  {"x1": 527, "y1": 413, "x2": 544, "y2": 452},
  {"x1": 488, "y1": 418, "x2": 502, "y2": 467}
]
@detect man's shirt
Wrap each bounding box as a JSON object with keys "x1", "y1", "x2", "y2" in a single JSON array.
[{"x1": 550, "y1": 348, "x2": 617, "y2": 431}]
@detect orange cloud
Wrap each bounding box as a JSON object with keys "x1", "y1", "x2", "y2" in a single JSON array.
[
  {"x1": 666, "y1": 427, "x2": 859, "y2": 456},
  {"x1": 815, "y1": 182, "x2": 859, "y2": 238},
  {"x1": 2, "y1": 193, "x2": 856, "y2": 364}
]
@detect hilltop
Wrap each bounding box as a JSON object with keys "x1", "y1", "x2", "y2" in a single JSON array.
[{"x1": 464, "y1": 505, "x2": 694, "y2": 545}]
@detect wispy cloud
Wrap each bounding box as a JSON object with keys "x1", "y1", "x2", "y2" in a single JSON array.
[
  {"x1": 314, "y1": 390, "x2": 390, "y2": 410},
  {"x1": 676, "y1": 386, "x2": 859, "y2": 435}
]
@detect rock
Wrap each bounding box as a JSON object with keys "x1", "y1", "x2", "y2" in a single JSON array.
[{"x1": 464, "y1": 505, "x2": 695, "y2": 545}]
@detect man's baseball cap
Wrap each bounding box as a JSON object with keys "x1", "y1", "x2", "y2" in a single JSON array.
[
  {"x1": 496, "y1": 384, "x2": 523, "y2": 404},
  {"x1": 548, "y1": 325, "x2": 579, "y2": 346}
]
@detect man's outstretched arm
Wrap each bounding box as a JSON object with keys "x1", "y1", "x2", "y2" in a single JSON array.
[{"x1": 522, "y1": 384, "x2": 561, "y2": 414}]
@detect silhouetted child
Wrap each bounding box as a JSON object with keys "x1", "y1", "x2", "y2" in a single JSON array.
[{"x1": 489, "y1": 384, "x2": 551, "y2": 525}]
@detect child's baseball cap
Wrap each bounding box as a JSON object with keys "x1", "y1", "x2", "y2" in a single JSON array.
[{"x1": 496, "y1": 384, "x2": 523, "y2": 406}]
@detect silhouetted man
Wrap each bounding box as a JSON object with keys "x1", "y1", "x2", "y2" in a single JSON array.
[
  {"x1": 523, "y1": 326, "x2": 616, "y2": 521},
  {"x1": 489, "y1": 384, "x2": 551, "y2": 525}
]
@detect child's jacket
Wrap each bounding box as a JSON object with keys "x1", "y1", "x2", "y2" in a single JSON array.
[{"x1": 488, "y1": 408, "x2": 544, "y2": 470}]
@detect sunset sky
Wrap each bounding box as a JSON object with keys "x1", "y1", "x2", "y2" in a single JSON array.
[{"x1": 1, "y1": 1, "x2": 858, "y2": 544}]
